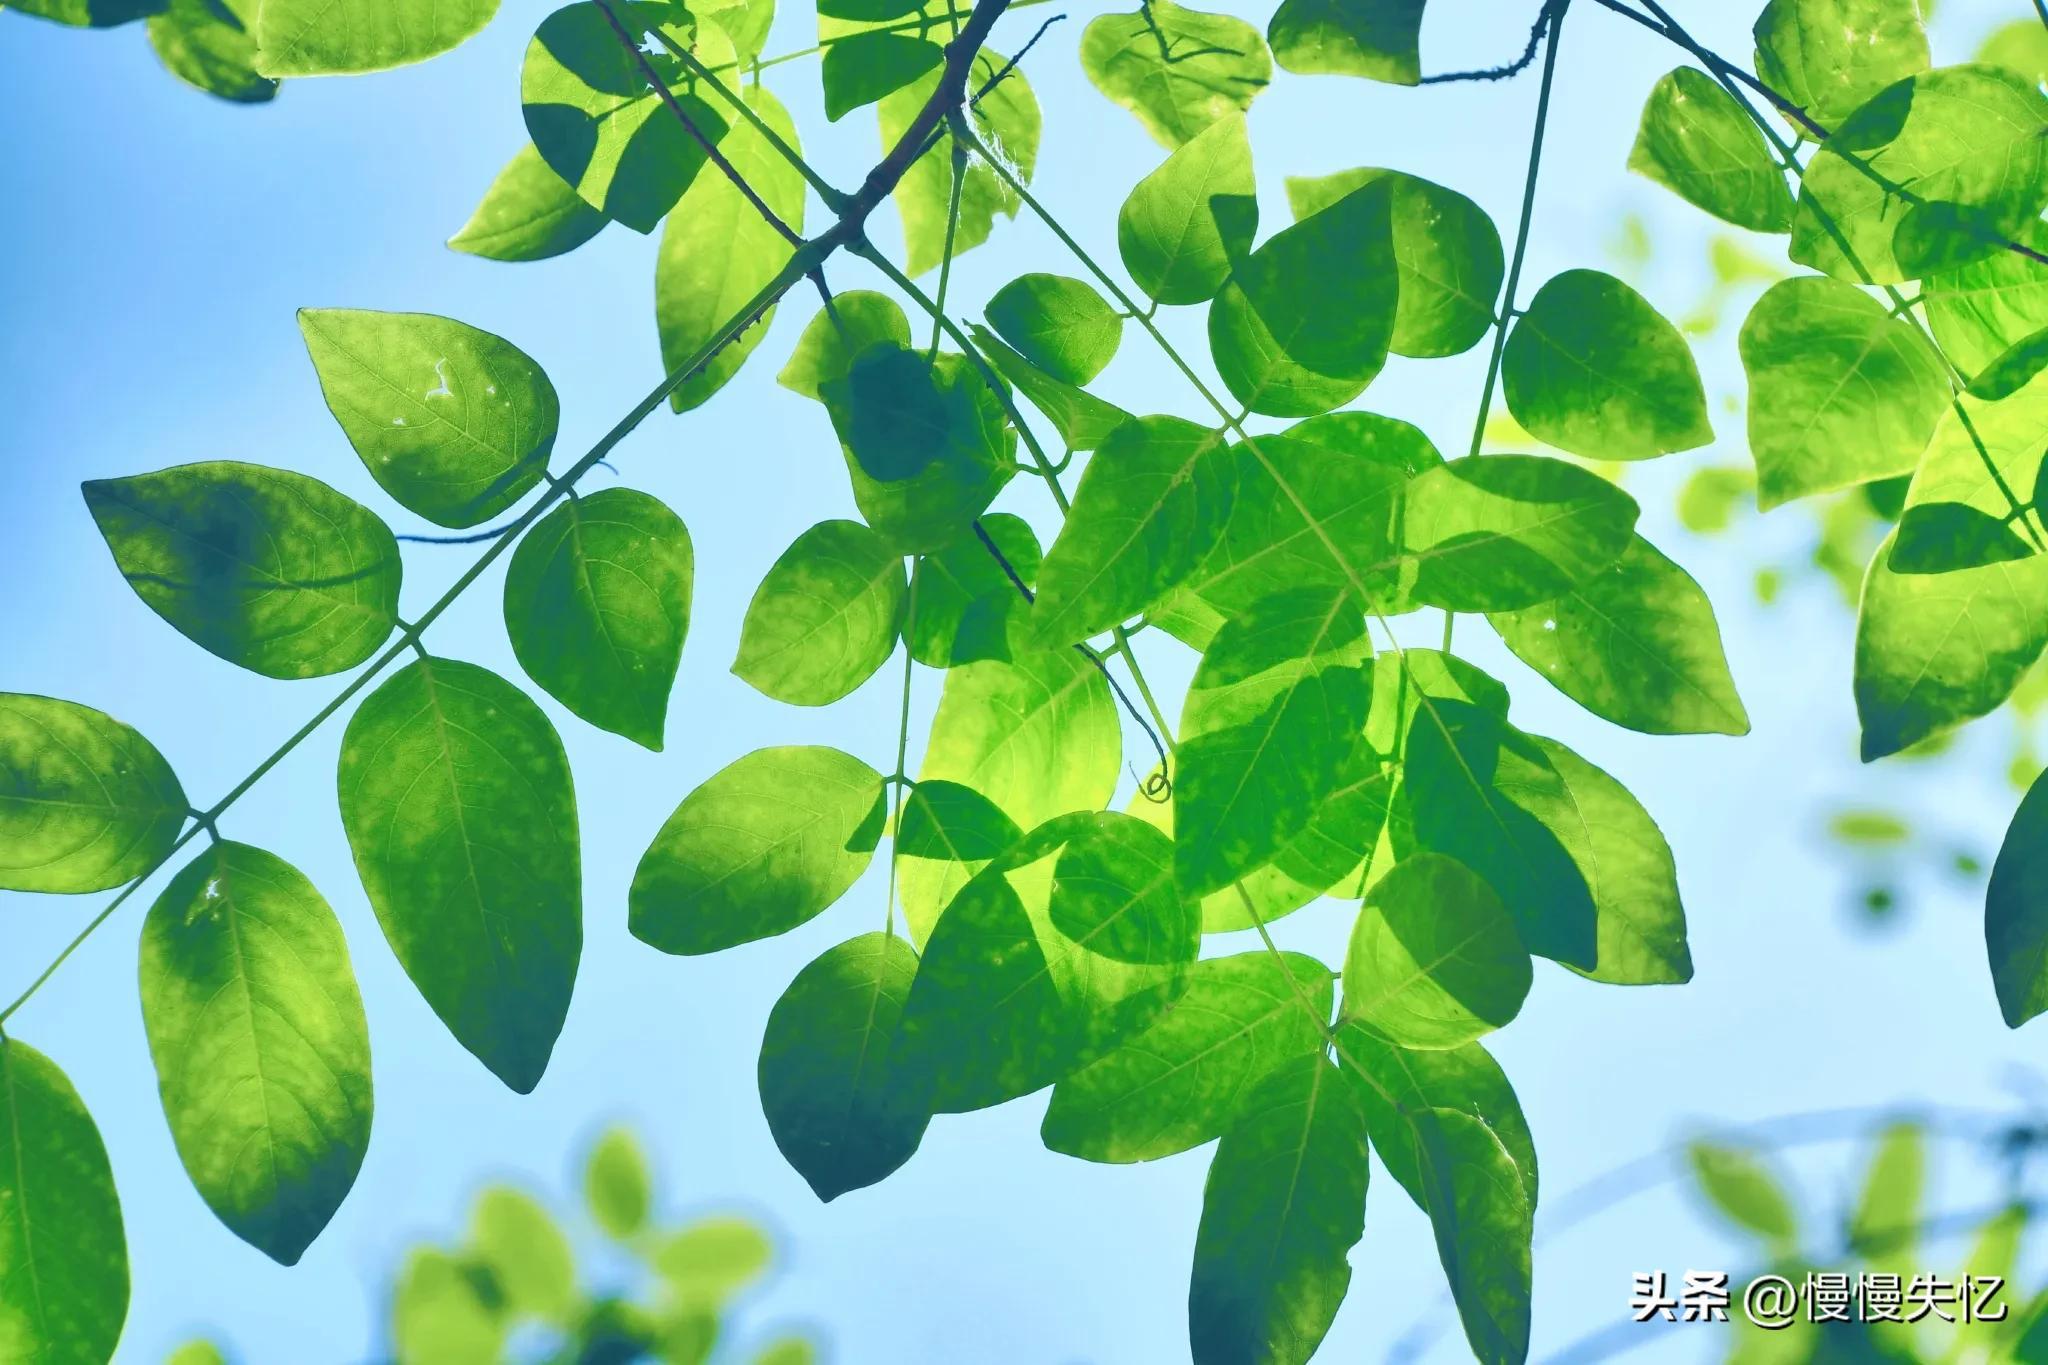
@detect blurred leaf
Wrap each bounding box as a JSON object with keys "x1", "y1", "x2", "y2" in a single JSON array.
[
  {"x1": 653, "y1": 1216, "x2": 772, "y2": 1307},
  {"x1": 393, "y1": 1248, "x2": 503, "y2": 1365},
  {"x1": 1847, "y1": 1121, "x2": 1922, "y2": 1258},
  {"x1": 1687, "y1": 1141, "x2": 1797, "y2": 1248},
  {"x1": 469, "y1": 1186, "x2": 576, "y2": 1323},
  {"x1": 586, "y1": 1128, "x2": 653, "y2": 1241}
]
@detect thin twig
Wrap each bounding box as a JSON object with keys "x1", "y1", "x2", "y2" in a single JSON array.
[{"x1": 1420, "y1": 2, "x2": 1552, "y2": 84}]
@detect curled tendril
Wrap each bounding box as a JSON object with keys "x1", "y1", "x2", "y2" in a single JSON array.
[{"x1": 1132, "y1": 762, "x2": 1172, "y2": 804}]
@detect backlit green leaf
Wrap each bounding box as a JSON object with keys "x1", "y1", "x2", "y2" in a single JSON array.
[
  {"x1": 449, "y1": 143, "x2": 608, "y2": 262},
  {"x1": 1030, "y1": 416, "x2": 1235, "y2": 649},
  {"x1": 1188, "y1": 1055, "x2": 1367, "y2": 1365},
  {"x1": 1848, "y1": 1122, "x2": 1922, "y2": 1253},
  {"x1": 1336, "y1": 1027, "x2": 1535, "y2": 1212},
  {"x1": 1043, "y1": 951, "x2": 1333, "y2": 1164},
  {"x1": 653, "y1": 1215, "x2": 772, "y2": 1306},
  {"x1": 504, "y1": 487, "x2": 693, "y2": 750},
  {"x1": 140, "y1": 842, "x2": 372, "y2": 1265},
  {"x1": 1752, "y1": 0, "x2": 1928, "y2": 130},
  {"x1": 1738, "y1": 275, "x2": 1948, "y2": 508},
  {"x1": 1209, "y1": 180, "x2": 1398, "y2": 418},
  {"x1": 987, "y1": 274, "x2": 1121, "y2": 385},
  {"x1": 1688, "y1": 1141, "x2": 1798, "y2": 1247},
  {"x1": 1925, "y1": 221, "x2": 2048, "y2": 376},
  {"x1": 1502, "y1": 269, "x2": 1711, "y2": 460},
  {"x1": 9, "y1": 0, "x2": 158, "y2": 27},
  {"x1": 1342, "y1": 853, "x2": 1530, "y2": 1049},
  {"x1": 299, "y1": 308, "x2": 558, "y2": 528},
  {"x1": 1081, "y1": 1, "x2": 1270, "y2": 149},
  {"x1": 585, "y1": 1127, "x2": 652, "y2": 1238},
  {"x1": 657, "y1": 85, "x2": 804, "y2": 412},
  {"x1": 1855, "y1": 531, "x2": 2048, "y2": 760},
  {"x1": 1967, "y1": 324, "x2": 2048, "y2": 401},
  {"x1": 1628, "y1": 68, "x2": 1793, "y2": 233},
  {"x1": 759, "y1": 932, "x2": 928, "y2": 1200},
  {"x1": 255, "y1": 0, "x2": 492, "y2": 74},
  {"x1": 1175, "y1": 589, "x2": 1372, "y2": 897},
  {"x1": 1893, "y1": 370, "x2": 2048, "y2": 573},
  {"x1": 1285, "y1": 168, "x2": 1503, "y2": 358},
  {"x1": 975, "y1": 328, "x2": 1136, "y2": 453},
  {"x1": 149, "y1": 0, "x2": 275, "y2": 102},
  {"x1": 900, "y1": 647, "x2": 1120, "y2": 943},
  {"x1": 1412, "y1": 1105, "x2": 1533, "y2": 1365},
  {"x1": 393, "y1": 1247, "x2": 502, "y2": 1365},
  {"x1": 1489, "y1": 535, "x2": 1747, "y2": 736},
  {"x1": 779, "y1": 290, "x2": 911, "y2": 401},
  {"x1": 1793, "y1": 65, "x2": 2048, "y2": 284},
  {"x1": 821, "y1": 32, "x2": 940, "y2": 120},
  {"x1": 338, "y1": 657, "x2": 580, "y2": 1092},
  {"x1": 1988, "y1": 766, "x2": 2048, "y2": 1027},
  {"x1": 1268, "y1": 0, "x2": 1423, "y2": 84},
  {"x1": 907, "y1": 511, "x2": 1040, "y2": 667},
  {"x1": 896, "y1": 813, "x2": 1197, "y2": 1112},
  {"x1": 630, "y1": 745, "x2": 884, "y2": 955},
  {"x1": 1118, "y1": 114, "x2": 1258, "y2": 307},
  {"x1": 521, "y1": 2, "x2": 726, "y2": 233},
  {"x1": 83, "y1": 461, "x2": 401, "y2": 680},
  {"x1": 879, "y1": 48, "x2": 1039, "y2": 275},
  {"x1": 0, "y1": 693, "x2": 186, "y2": 894},
  {"x1": 1402, "y1": 454, "x2": 1640, "y2": 611},
  {"x1": 469, "y1": 1187, "x2": 575, "y2": 1322},
  {"x1": 897, "y1": 779, "x2": 1021, "y2": 862},
  {"x1": 734, "y1": 520, "x2": 905, "y2": 706},
  {"x1": 0, "y1": 1039, "x2": 128, "y2": 1365}
]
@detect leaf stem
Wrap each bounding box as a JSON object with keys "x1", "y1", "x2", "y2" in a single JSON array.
[
  {"x1": 884, "y1": 571, "x2": 920, "y2": 939},
  {"x1": 1467, "y1": 0, "x2": 1568, "y2": 460}
]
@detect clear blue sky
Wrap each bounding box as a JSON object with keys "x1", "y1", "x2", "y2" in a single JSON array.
[{"x1": 0, "y1": 1, "x2": 2039, "y2": 1360}]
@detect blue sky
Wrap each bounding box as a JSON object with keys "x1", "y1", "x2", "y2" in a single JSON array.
[{"x1": 2, "y1": 0, "x2": 2042, "y2": 1360}]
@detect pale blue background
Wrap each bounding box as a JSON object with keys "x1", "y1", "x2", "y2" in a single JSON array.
[{"x1": 1, "y1": 1, "x2": 2042, "y2": 1360}]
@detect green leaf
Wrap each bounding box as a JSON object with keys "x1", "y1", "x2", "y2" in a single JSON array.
[
  {"x1": 1043, "y1": 951, "x2": 1333, "y2": 1164},
  {"x1": 1628, "y1": 68, "x2": 1793, "y2": 233},
  {"x1": 1752, "y1": 0, "x2": 1928, "y2": 130},
  {"x1": 706, "y1": 0, "x2": 773, "y2": 64},
  {"x1": 1972, "y1": 325, "x2": 2048, "y2": 402},
  {"x1": 1405, "y1": 696, "x2": 1599, "y2": 970},
  {"x1": 653, "y1": 1216, "x2": 772, "y2": 1306},
  {"x1": 0, "y1": 693, "x2": 186, "y2": 894},
  {"x1": 1925, "y1": 221, "x2": 2048, "y2": 376},
  {"x1": 393, "y1": 1248, "x2": 502, "y2": 1365},
  {"x1": 631, "y1": 745, "x2": 884, "y2": 955},
  {"x1": 879, "y1": 48, "x2": 1039, "y2": 275},
  {"x1": 1855, "y1": 532, "x2": 2048, "y2": 759},
  {"x1": 337, "y1": 657, "x2": 580, "y2": 1092},
  {"x1": 821, "y1": 31, "x2": 940, "y2": 120},
  {"x1": 987, "y1": 274, "x2": 1121, "y2": 385},
  {"x1": 751, "y1": 1340, "x2": 816, "y2": 1365},
  {"x1": 139, "y1": 842, "x2": 372, "y2": 1265},
  {"x1": 0, "y1": 1039, "x2": 128, "y2": 1365},
  {"x1": 1793, "y1": 66, "x2": 2048, "y2": 285},
  {"x1": 1989, "y1": 766, "x2": 2048, "y2": 1027},
  {"x1": 1493, "y1": 733, "x2": 1693, "y2": 985},
  {"x1": 1738, "y1": 276, "x2": 1948, "y2": 509},
  {"x1": 1285, "y1": 168, "x2": 1503, "y2": 358},
  {"x1": 469, "y1": 1187, "x2": 575, "y2": 1322},
  {"x1": 1118, "y1": 113, "x2": 1258, "y2": 306},
  {"x1": 733, "y1": 520, "x2": 905, "y2": 706},
  {"x1": 84, "y1": 461, "x2": 401, "y2": 680},
  {"x1": 896, "y1": 779, "x2": 1021, "y2": 861},
  {"x1": 504, "y1": 487, "x2": 693, "y2": 750},
  {"x1": 1336, "y1": 1026, "x2": 1535, "y2": 1212},
  {"x1": 1178, "y1": 415, "x2": 1440, "y2": 619},
  {"x1": 449, "y1": 143, "x2": 609, "y2": 262},
  {"x1": 974, "y1": 328, "x2": 1136, "y2": 453},
  {"x1": 657, "y1": 85, "x2": 805, "y2": 412},
  {"x1": 1029, "y1": 416, "x2": 1235, "y2": 649},
  {"x1": 907, "y1": 511, "x2": 1040, "y2": 667},
  {"x1": 1188, "y1": 1055, "x2": 1367, "y2": 1365},
  {"x1": 1411, "y1": 1106, "x2": 1533, "y2": 1365},
  {"x1": 1268, "y1": 0, "x2": 1423, "y2": 84},
  {"x1": 1402, "y1": 454, "x2": 1640, "y2": 611},
  {"x1": 900, "y1": 648, "x2": 1121, "y2": 943},
  {"x1": 1081, "y1": 1, "x2": 1271, "y2": 149},
  {"x1": 1502, "y1": 269, "x2": 1711, "y2": 460},
  {"x1": 1688, "y1": 1141, "x2": 1798, "y2": 1247},
  {"x1": 8, "y1": 0, "x2": 158, "y2": 27},
  {"x1": 1894, "y1": 370, "x2": 2048, "y2": 573},
  {"x1": 521, "y1": 2, "x2": 726, "y2": 233},
  {"x1": 759, "y1": 932, "x2": 928, "y2": 1200},
  {"x1": 166, "y1": 1342, "x2": 229, "y2": 1365},
  {"x1": 1209, "y1": 180, "x2": 1398, "y2": 418},
  {"x1": 778, "y1": 290, "x2": 911, "y2": 401},
  {"x1": 149, "y1": 0, "x2": 276, "y2": 102},
  {"x1": 1488, "y1": 534, "x2": 1748, "y2": 736},
  {"x1": 1175, "y1": 589, "x2": 1372, "y2": 896},
  {"x1": 895, "y1": 813, "x2": 1197, "y2": 1112},
  {"x1": 585, "y1": 1127, "x2": 652, "y2": 1239},
  {"x1": 255, "y1": 0, "x2": 492, "y2": 74},
  {"x1": 821, "y1": 346, "x2": 1015, "y2": 553},
  {"x1": 298, "y1": 308, "x2": 558, "y2": 528},
  {"x1": 1341, "y1": 853, "x2": 1530, "y2": 1049},
  {"x1": 1848, "y1": 1122, "x2": 1922, "y2": 1254}
]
